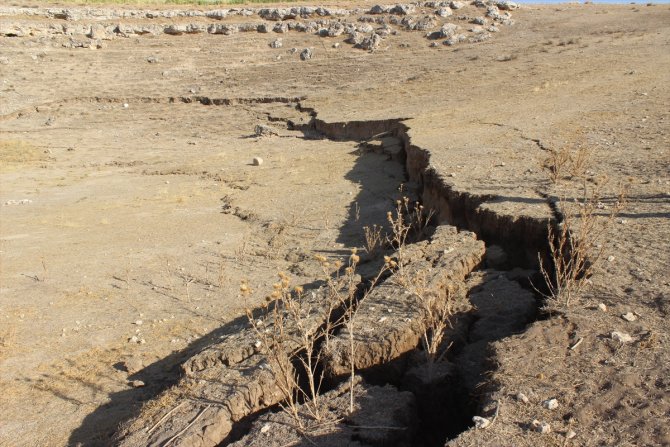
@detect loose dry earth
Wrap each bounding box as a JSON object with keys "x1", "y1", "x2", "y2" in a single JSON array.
[{"x1": 0, "y1": 1, "x2": 668, "y2": 446}]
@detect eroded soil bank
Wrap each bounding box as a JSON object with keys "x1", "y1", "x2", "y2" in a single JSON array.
[{"x1": 1, "y1": 2, "x2": 668, "y2": 446}]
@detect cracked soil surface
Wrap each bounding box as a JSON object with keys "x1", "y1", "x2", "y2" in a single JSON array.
[{"x1": 0, "y1": 2, "x2": 669, "y2": 446}]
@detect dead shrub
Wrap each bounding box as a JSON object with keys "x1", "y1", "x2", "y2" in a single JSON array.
[
  {"x1": 542, "y1": 140, "x2": 593, "y2": 184},
  {"x1": 538, "y1": 181, "x2": 627, "y2": 308},
  {"x1": 363, "y1": 224, "x2": 384, "y2": 256}
]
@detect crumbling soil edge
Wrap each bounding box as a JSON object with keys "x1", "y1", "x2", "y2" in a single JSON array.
[
  {"x1": 311, "y1": 114, "x2": 551, "y2": 267},
  {"x1": 306, "y1": 112, "x2": 549, "y2": 446},
  {"x1": 108, "y1": 101, "x2": 551, "y2": 447}
]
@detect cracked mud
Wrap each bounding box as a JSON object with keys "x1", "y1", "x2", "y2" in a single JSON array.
[{"x1": 1, "y1": 2, "x2": 669, "y2": 447}]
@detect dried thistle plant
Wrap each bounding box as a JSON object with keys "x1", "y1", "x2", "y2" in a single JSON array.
[
  {"x1": 385, "y1": 198, "x2": 454, "y2": 377},
  {"x1": 542, "y1": 139, "x2": 593, "y2": 184},
  {"x1": 242, "y1": 197, "x2": 444, "y2": 429},
  {"x1": 538, "y1": 181, "x2": 627, "y2": 309},
  {"x1": 242, "y1": 250, "x2": 368, "y2": 429},
  {"x1": 363, "y1": 224, "x2": 384, "y2": 256},
  {"x1": 543, "y1": 146, "x2": 572, "y2": 184}
]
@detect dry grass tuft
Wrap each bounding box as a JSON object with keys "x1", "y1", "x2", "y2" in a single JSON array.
[
  {"x1": 242, "y1": 196, "x2": 448, "y2": 430},
  {"x1": 538, "y1": 180, "x2": 627, "y2": 309},
  {"x1": 542, "y1": 139, "x2": 592, "y2": 184},
  {"x1": 242, "y1": 255, "x2": 367, "y2": 428},
  {"x1": 363, "y1": 224, "x2": 384, "y2": 256}
]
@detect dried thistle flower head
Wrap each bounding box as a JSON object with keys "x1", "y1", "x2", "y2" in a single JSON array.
[{"x1": 294, "y1": 285, "x2": 304, "y2": 294}]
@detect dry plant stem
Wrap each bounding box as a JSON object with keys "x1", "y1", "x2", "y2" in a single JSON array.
[
  {"x1": 146, "y1": 401, "x2": 186, "y2": 435},
  {"x1": 543, "y1": 139, "x2": 591, "y2": 184},
  {"x1": 363, "y1": 224, "x2": 384, "y2": 256},
  {"x1": 539, "y1": 181, "x2": 626, "y2": 308},
  {"x1": 218, "y1": 254, "x2": 226, "y2": 288},
  {"x1": 241, "y1": 197, "x2": 435, "y2": 428},
  {"x1": 163, "y1": 404, "x2": 211, "y2": 447},
  {"x1": 386, "y1": 197, "x2": 449, "y2": 375},
  {"x1": 40, "y1": 256, "x2": 48, "y2": 282},
  {"x1": 243, "y1": 255, "x2": 362, "y2": 428},
  {"x1": 483, "y1": 401, "x2": 500, "y2": 430}
]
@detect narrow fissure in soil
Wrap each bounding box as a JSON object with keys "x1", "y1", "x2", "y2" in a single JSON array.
[
  {"x1": 221, "y1": 109, "x2": 547, "y2": 446},
  {"x1": 109, "y1": 101, "x2": 549, "y2": 447}
]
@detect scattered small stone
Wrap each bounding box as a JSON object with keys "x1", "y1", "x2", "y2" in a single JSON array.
[
  {"x1": 542, "y1": 398, "x2": 559, "y2": 410},
  {"x1": 254, "y1": 124, "x2": 277, "y2": 137},
  {"x1": 269, "y1": 38, "x2": 282, "y2": 48},
  {"x1": 112, "y1": 355, "x2": 138, "y2": 375},
  {"x1": 146, "y1": 56, "x2": 158, "y2": 63},
  {"x1": 252, "y1": 157, "x2": 264, "y2": 166},
  {"x1": 497, "y1": 0, "x2": 519, "y2": 10},
  {"x1": 123, "y1": 103, "x2": 129, "y2": 109},
  {"x1": 89, "y1": 24, "x2": 108, "y2": 40},
  {"x1": 566, "y1": 430, "x2": 577, "y2": 439},
  {"x1": 621, "y1": 312, "x2": 637, "y2": 322},
  {"x1": 598, "y1": 303, "x2": 607, "y2": 312},
  {"x1": 531, "y1": 419, "x2": 551, "y2": 434},
  {"x1": 472, "y1": 416, "x2": 491, "y2": 429},
  {"x1": 4, "y1": 199, "x2": 33, "y2": 206},
  {"x1": 607, "y1": 255, "x2": 615, "y2": 262},
  {"x1": 254, "y1": 340, "x2": 263, "y2": 348},
  {"x1": 134, "y1": 320, "x2": 143, "y2": 325},
  {"x1": 130, "y1": 380, "x2": 145, "y2": 388},
  {"x1": 129, "y1": 335, "x2": 139, "y2": 343},
  {"x1": 333, "y1": 42, "x2": 340, "y2": 48},
  {"x1": 436, "y1": 7, "x2": 453, "y2": 17},
  {"x1": 611, "y1": 331, "x2": 633, "y2": 343},
  {"x1": 300, "y1": 48, "x2": 313, "y2": 60},
  {"x1": 391, "y1": 3, "x2": 416, "y2": 15},
  {"x1": 516, "y1": 392, "x2": 529, "y2": 403},
  {"x1": 0, "y1": 57, "x2": 9, "y2": 65},
  {"x1": 369, "y1": 4, "x2": 390, "y2": 14},
  {"x1": 357, "y1": 33, "x2": 382, "y2": 51}
]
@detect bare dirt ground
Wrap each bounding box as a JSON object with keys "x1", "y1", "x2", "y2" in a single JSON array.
[{"x1": 0, "y1": 1, "x2": 668, "y2": 446}]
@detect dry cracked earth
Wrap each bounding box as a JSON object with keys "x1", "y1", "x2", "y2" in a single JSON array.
[{"x1": 0, "y1": 1, "x2": 669, "y2": 446}]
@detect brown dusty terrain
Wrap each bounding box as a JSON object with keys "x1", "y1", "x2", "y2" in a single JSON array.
[{"x1": 0, "y1": 1, "x2": 669, "y2": 446}]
